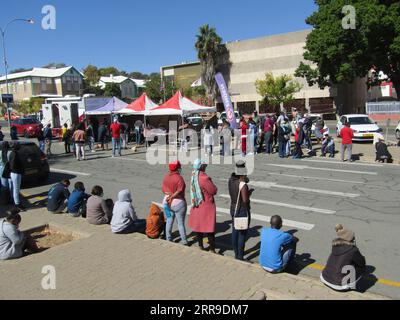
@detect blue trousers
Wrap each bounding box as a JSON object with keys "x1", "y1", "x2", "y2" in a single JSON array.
[
  {"x1": 232, "y1": 227, "x2": 247, "y2": 260},
  {"x1": 112, "y1": 138, "x2": 121, "y2": 156}
]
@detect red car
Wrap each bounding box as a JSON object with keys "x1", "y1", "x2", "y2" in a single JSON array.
[{"x1": 11, "y1": 118, "x2": 41, "y2": 138}]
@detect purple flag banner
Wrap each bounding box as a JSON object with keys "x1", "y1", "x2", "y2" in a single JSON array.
[{"x1": 215, "y1": 72, "x2": 237, "y2": 129}]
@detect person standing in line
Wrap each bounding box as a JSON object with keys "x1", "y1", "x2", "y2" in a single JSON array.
[
  {"x1": 62, "y1": 123, "x2": 71, "y2": 154},
  {"x1": 228, "y1": 160, "x2": 251, "y2": 261},
  {"x1": 263, "y1": 115, "x2": 275, "y2": 155},
  {"x1": 203, "y1": 123, "x2": 215, "y2": 156},
  {"x1": 219, "y1": 120, "x2": 231, "y2": 157},
  {"x1": 321, "y1": 224, "x2": 366, "y2": 291},
  {"x1": 110, "y1": 117, "x2": 122, "y2": 157},
  {"x1": 98, "y1": 121, "x2": 108, "y2": 151},
  {"x1": 10, "y1": 126, "x2": 18, "y2": 141},
  {"x1": 86, "y1": 121, "x2": 96, "y2": 153},
  {"x1": 0, "y1": 141, "x2": 10, "y2": 204},
  {"x1": 43, "y1": 124, "x2": 53, "y2": 156},
  {"x1": 259, "y1": 215, "x2": 298, "y2": 273},
  {"x1": 162, "y1": 161, "x2": 188, "y2": 246},
  {"x1": 248, "y1": 117, "x2": 258, "y2": 155},
  {"x1": 134, "y1": 119, "x2": 143, "y2": 146},
  {"x1": 240, "y1": 117, "x2": 248, "y2": 157},
  {"x1": 188, "y1": 159, "x2": 218, "y2": 253},
  {"x1": 292, "y1": 123, "x2": 304, "y2": 159},
  {"x1": 278, "y1": 118, "x2": 291, "y2": 158},
  {"x1": 315, "y1": 116, "x2": 325, "y2": 144},
  {"x1": 0, "y1": 125, "x2": 4, "y2": 142},
  {"x1": 340, "y1": 122, "x2": 354, "y2": 162},
  {"x1": 8, "y1": 142, "x2": 25, "y2": 211},
  {"x1": 120, "y1": 123, "x2": 127, "y2": 150},
  {"x1": 72, "y1": 123, "x2": 86, "y2": 161},
  {"x1": 36, "y1": 124, "x2": 45, "y2": 153}
]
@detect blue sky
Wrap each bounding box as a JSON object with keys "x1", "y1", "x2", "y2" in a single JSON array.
[{"x1": 0, "y1": 0, "x2": 317, "y2": 74}]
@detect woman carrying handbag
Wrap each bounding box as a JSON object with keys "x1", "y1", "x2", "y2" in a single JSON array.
[{"x1": 228, "y1": 160, "x2": 251, "y2": 261}]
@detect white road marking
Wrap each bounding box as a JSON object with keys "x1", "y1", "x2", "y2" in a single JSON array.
[
  {"x1": 50, "y1": 168, "x2": 91, "y2": 176},
  {"x1": 301, "y1": 159, "x2": 384, "y2": 167},
  {"x1": 262, "y1": 172, "x2": 364, "y2": 184},
  {"x1": 219, "y1": 194, "x2": 336, "y2": 215},
  {"x1": 248, "y1": 181, "x2": 360, "y2": 198},
  {"x1": 154, "y1": 202, "x2": 314, "y2": 231},
  {"x1": 112, "y1": 157, "x2": 148, "y2": 162},
  {"x1": 153, "y1": 202, "x2": 223, "y2": 218},
  {"x1": 264, "y1": 163, "x2": 378, "y2": 175}
]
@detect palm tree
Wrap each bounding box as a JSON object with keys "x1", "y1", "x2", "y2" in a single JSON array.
[{"x1": 195, "y1": 24, "x2": 223, "y2": 105}]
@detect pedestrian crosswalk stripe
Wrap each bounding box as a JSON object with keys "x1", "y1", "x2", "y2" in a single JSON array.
[
  {"x1": 263, "y1": 172, "x2": 364, "y2": 184},
  {"x1": 301, "y1": 159, "x2": 384, "y2": 167},
  {"x1": 50, "y1": 168, "x2": 91, "y2": 176},
  {"x1": 264, "y1": 163, "x2": 378, "y2": 175},
  {"x1": 219, "y1": 195, "x2": 336, "y2": 215}
]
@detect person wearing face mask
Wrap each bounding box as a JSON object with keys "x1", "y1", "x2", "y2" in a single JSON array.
[
  {"x1": 188, "y1": 159, "x2": 218, "y2": 253},
  {"x1": 162, "y1": 161, "x2": 188, "y2": 245},
  {"x1": 86, "y1": 185, "x2": 113, "y2": 225}
]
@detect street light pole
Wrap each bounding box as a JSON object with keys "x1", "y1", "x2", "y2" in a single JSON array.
[{"x1": 0, "y1": 18, "x2": 34, "y2": 128}]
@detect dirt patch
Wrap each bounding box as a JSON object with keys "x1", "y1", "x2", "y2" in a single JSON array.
[{"x1": 28, "y1": 227, "x2": 76, "y2": 250}]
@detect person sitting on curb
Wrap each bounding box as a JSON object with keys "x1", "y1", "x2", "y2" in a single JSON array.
[
  {"x1": 146, "y1": 203, "x2": 166, "y2": 239},
  {"x1": 67, "y1": 182, "x2": 90, "y2": 217},
  {"x1": 259, "y1": 215, "x2": 298, "y2": 273},
  {"x1": 321, "y1": 224, "x2": 366, "y2": 292},
  {"x1": 111, "y1": 189, "x2": 146, "y2": 234},
  {"x1": 0, "y1": 209, "x2": 40, "y2": 260},
  {"x1": 375, "y1": 136, "x2": 393, "y2": 163},
  {"x1": 320, "y1": 133, "x2": 335, "y2": 158},
  {"x1": 47, "y1": 179, "x2": 71, "y2": 214},
  {"x1": 86, "y1": 185, "x2": 113, "y2": 225}
]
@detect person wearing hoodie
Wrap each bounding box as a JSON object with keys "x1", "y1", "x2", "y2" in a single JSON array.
[
  {"x1": 321, "y1": 224, "x2": 366, "y2": 291},
  {"x1": 111, "y1": 189, "x2": 146, "y2": 234},
  {"x1": 145, "y1": 203, "x2": 166, "y2": 239}
]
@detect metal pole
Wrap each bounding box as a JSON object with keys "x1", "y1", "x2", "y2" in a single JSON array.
[{"x1": 0, "y1": 29, "x2": 11, "y2": 128}]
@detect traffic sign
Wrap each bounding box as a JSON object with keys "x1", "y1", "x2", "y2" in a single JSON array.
[{"x1": 1, "y1": 94, "x2": 14, "y2": 104}]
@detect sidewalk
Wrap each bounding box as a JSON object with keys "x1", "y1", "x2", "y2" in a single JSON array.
[{"x1": 0, "y1": 208, "x2": 388, "y2": 300}]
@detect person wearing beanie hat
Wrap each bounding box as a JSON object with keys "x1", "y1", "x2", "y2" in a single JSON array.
[
  {"x1": 188, "y1": 159, "x2": 218, "y2": 252},
  {"x1": 228, "y1": 161, "x2": 252, "y2": 260},
  {"x1": 162, "y1": 161, "x2": 188, "y2": 245},
  {"x1": 375, "y1": 136, "x2": 392, "y2": 163},
  {"x1": 321, "y1": 224, "x2": 366, "y2": 291}
]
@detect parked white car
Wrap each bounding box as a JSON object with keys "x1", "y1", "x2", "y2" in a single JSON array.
[
  {"x1": 336, "y1": 114, "x2": 382, "y2": 142},
  {"x1": 218, "y1": 111, "x2": 240, "y2": 126},
  {"x1": 396, "y1": 121, "x2": 400, "y2": 140}
]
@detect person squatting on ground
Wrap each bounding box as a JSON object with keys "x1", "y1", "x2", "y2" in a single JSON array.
[
  {"x1": 0, "y1": 209, "x2": 40, "y2": 260},
  {"x1": 146, "y1": 203, "x2": 166, "y2": 239},
  {"x1": 111, "y1": 189, "x2": 146, "y2": 234},
  {"x1": 259, "y1": 215, "x2": 298, "y2": 273},
  {"x1": 320, "y1": 133, "x2": 335, "y2": 158},
  {"x1": 86, "y1": 185, "x2": 113, "y2": 225},
  {"x1": 67, "y1": 181, "x2": 90, "y2": 217},
  {"x1": 229, "y1": 160, "x2": 252, "y2": 261},
  {"x1": 321, "y1": 224, "x2": 366, "y2": 292},
  {"x1": 47, "y1": 179, "x2": 71, "y2": 214},
  {"x1": 188, "y1": 159, "x2": 218, "y2": 253},
  {"x1": 375, "y1": 136, "x2": 392, "y2": 163},
  {"x1": 162, "y1": 161, "x2": 188, "y2": 246}
]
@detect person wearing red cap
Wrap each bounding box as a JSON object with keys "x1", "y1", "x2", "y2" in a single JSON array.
[{"x1": 162, "y1": 161, "x2": 188, "y2": 245}]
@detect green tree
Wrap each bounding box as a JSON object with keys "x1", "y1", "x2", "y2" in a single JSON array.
[
  {"x1": 129, "y1": 72, "x2": 149, "y2": 80},
  {"x1": 99, "y1": 67, "x2": 120, "y2": 77},
  {"x1": 255, "y1": 72, "x2": 302, "y2": 108},
  {"x1": 83, "y1": 64, "x2": 101, "y2": 86},
  {"x1": 295, "y1": 0, "x2": 400, "y2": 100},
  {"x1": 17, "y1": 97, "x2": 45, "y2": 115},
  {"x1": 195, "y1": 24, "x2": 223, "y2": 104},
  {"x1": 82, "y1": 79, "x2": 104, "y2": 96},
  {"x1": 145, "y1": 73, "x2": 175, "y2": 104},
  {"x1": 104, "y1": 83, "x2": 122, "y2": 98}
]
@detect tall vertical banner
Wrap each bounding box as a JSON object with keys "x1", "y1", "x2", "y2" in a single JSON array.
[{"x1": 215, "y1": 72, "x2": 237, "y2": 129}]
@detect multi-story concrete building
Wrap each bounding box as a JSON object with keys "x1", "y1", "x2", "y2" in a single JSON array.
[
  {"x1": 0, "y1": 66, "x2": 84, "y2": 102},
  {"x1": 161, "y1": 29, "x2": 371, "y2": 116}
]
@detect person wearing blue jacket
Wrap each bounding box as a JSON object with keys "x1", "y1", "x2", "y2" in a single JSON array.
[
  {"x1": 259, "y1": 215, "x2": 299, "y2": 273},
  {"x1": 67, "y1": 181, "x2": 90, "y2": 217}
]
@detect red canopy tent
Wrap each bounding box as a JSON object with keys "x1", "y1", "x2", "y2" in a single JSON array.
[{"x1": 116, "y1": 93, "x2": 158, "y2": 115}]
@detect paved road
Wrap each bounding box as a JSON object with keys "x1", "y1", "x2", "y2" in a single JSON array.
[{"x1": 16, "y1": 140, "x2": 400, "y2": 299}]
